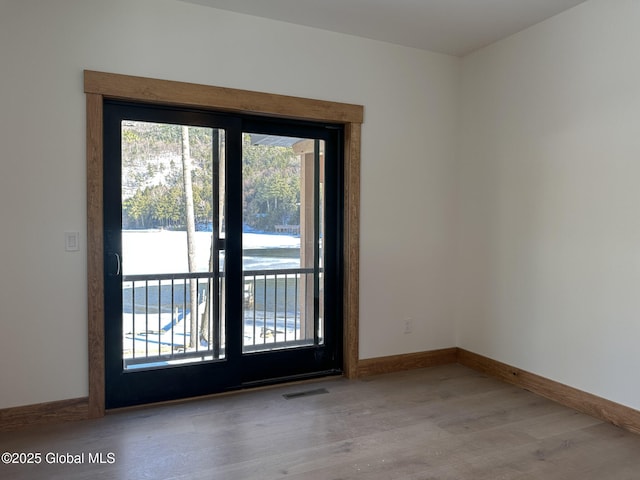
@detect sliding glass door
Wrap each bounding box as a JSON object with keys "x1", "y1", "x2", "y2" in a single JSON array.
[{"x1": 103, "y1": 102, "x2": 343, "y2": 408}]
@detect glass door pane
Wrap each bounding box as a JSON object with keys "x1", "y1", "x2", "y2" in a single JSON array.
[
  {"x1": 241, "y1": 134, "x2": 325, "y2": 353},
  {"x1": 120, "y1": 121, "x2": 226, "y2": 370}
]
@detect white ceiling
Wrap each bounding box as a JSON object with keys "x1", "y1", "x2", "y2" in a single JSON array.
[{"x1": 179, "y1": 0, "x2": 587, "y2": 56}]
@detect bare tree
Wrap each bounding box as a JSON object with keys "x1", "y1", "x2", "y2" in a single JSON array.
[{"x1": 181, "y1": 126, "x2": 198, "y2": 349}]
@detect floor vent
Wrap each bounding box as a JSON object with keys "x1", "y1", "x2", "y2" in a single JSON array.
[{"x1": 283, "y1": 388, "x2": 329, "y2": 399}]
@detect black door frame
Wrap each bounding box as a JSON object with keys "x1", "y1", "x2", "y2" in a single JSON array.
[{"x1": 103, "y1": 100, "x2": 344, "y2": 408}]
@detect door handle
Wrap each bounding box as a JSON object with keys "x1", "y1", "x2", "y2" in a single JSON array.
[{"x1": 113, "y1": 253, "x2": 121, "y2": 276}]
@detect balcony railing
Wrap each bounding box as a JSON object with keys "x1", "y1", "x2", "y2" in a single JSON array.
[{"x1": 122, "y1": 267, "x2": 318, "y2": 370}]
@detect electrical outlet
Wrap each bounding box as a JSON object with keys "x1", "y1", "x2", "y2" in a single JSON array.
[{"x1": 404, "y1": 318, "x2": 413, "y2": 334}]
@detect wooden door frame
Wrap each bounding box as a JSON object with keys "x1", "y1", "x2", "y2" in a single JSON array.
[{"x1": 85, "y1": 70, "x2": 362, "y2": 418}]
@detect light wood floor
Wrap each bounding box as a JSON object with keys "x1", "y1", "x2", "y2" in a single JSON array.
[{"x1": 2, "y1": 364, "x2": 640, "y2": 479}]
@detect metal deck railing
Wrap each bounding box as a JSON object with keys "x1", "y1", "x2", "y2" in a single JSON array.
[{"x1": 122, "y1": 267, "x2": 319, "y2": 369}]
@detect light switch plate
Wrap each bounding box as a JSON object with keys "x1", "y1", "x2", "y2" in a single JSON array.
[{"x1": 65, "y1": 231, "x2": 80, "y2": 251}]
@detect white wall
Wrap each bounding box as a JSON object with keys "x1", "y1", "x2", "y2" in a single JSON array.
[
  {"x1": 0, "y1": 0, "x2": 459, "y2": 408},
  {"x1": 456, "y1": 0, "x2": 640, "y2": 410},
  {"x1": 3, "y1": 0, "x2": 638, "y2": 418}
]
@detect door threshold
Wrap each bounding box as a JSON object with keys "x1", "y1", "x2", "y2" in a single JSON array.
[{"x1": 105, "y1": 370, "x2": 343, "y2": 415}]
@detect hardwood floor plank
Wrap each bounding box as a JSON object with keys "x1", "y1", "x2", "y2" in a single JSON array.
[{"x1": 2, "y1": 365, "x2": 640, "y2": 480}]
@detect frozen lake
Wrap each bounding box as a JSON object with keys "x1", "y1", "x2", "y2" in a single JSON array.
[{"x1": 122, "y1": 230, "x2": 301, "y2": 275}]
